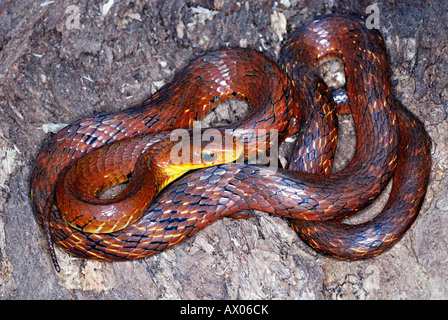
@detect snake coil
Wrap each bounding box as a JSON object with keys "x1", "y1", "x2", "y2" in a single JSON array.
[{"x1": 31, "y1": 14, "x2": 431, "y2": 271}]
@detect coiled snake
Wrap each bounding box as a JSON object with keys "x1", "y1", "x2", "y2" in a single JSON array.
[{"x1": 30, "y1": 14, "x2": 431, "y2": 272}]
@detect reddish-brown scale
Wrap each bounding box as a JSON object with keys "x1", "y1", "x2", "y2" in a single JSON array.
[
  {"x1": 56, "y1": 130, "x2": 243, "y2": 234},
  {"x1": 30, "y1": 14, "x2": 430, "y2": 269}
]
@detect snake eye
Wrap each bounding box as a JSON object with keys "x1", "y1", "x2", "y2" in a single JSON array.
[{"x1": 202, "y1": 151, "x2": 217, "y2": 163}]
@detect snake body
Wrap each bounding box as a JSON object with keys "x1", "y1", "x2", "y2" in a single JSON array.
[
  {"x1": 30, "y1": 14, "x2": 430, "y2": 269},
  {"x1": 55, "y1": 130, "x2": 244, "y2": 234}
]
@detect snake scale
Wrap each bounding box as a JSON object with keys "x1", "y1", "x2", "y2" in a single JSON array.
[{"x1": 30, "y1": 14, "x2": 431, "y2": 271}]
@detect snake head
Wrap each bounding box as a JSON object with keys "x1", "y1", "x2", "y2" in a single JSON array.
[
  {"x1": 157, "y1": 130, "x2": 243, "y2": 179},
  {"x1": 196, "y1": 129, "x2": 244, "y2": 168},
  {"x1": 185, "y1": 131, "x2": 244, "y2": 168}
]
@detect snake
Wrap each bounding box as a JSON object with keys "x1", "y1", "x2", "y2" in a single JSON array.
[
  {"x1": 30, "y1": 14, "x2": 431, "y2": 272},
  {"x1": 55, "y1": 130, "x2": 244, "y2": 234}
]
